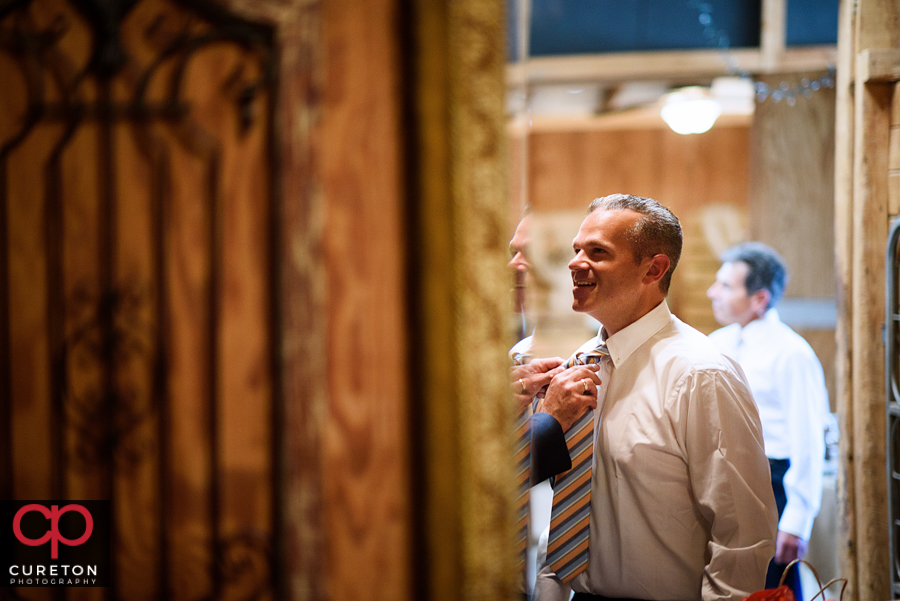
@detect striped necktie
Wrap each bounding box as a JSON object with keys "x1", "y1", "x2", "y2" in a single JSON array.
[
  {"x1": 545, "y1": 342, "x2": 610, "y2": 583},
  {"x1": 511, "y1": 350, "x2": 533, "y2": 575}
]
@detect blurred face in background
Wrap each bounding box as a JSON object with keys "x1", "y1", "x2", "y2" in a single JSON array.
[
  {"x1": 707, "y1": 261, "x2": 767, "y2": 327},
  {"x1": 508, "y1": 215, "x2": 532, "y2": 313}
]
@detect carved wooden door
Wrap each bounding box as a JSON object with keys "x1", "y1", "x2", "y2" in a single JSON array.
[{"x1": 0, "y1": 1, "x2": 281, "y2": 599}]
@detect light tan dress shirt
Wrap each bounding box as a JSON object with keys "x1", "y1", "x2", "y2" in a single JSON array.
[{"x1": 535, "y1": 301, "x2": 777, "y2": 601}]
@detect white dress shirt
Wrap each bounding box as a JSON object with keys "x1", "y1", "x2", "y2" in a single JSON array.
[
  {"x1": 535, "y1": 301, "x2": 777, "y2": 601},
  {"x1": 708, "y1": 308, "x2": 828, "y2": 540}
]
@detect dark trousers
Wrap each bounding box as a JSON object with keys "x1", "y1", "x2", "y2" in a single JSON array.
[{"x1": 765, "y1": 458, "x2": 802, "y2": 598}]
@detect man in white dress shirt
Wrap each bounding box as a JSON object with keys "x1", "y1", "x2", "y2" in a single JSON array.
[
  {"x1": 707, "y1": 242, "x2": 829, "y2": 599},
  {"x1": 533, "y1": 194, "x2": 777, "y2": 601}
]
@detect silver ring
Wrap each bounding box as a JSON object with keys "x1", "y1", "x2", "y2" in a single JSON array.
[
  {"x1": 581, "y1": 379, "x2": 589, "y2": 394},
  {"x1": 518, "y1": 378, "x2": 527, "y2": 395}
]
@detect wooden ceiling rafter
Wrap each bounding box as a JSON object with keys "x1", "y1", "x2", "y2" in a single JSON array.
[
  {"x1": 506, "y1": 0, "x2": 836, "y2": 131},
  {"x1": 507, "y1": 44, "x2": 837, "y2": 88}
]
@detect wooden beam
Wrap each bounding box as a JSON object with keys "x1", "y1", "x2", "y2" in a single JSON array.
[
  {"x1": 851, "y1": 74, "x2": 892, "y2": 601},
  {"x1": 834, "y1": 0, "x2": 857, "y2": 597},
  {"x1": 858, "y1": 49, "x2": 900, "y2": 83},
  {"x1": 760, "y1": 0, "x2": 787, "y2": 72},
  {"x1": 506, "y1": 46, "x2": 838, "y2": 87},
  {"x1": 855, "y1": 0, "x2": 900, "y2": 54},
  {"x1": 507, "y1": 109, "x2": 751, "y2": 133}
]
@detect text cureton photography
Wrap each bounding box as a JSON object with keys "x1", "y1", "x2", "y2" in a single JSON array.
[{"x1": 1, "y1": 500, "x2": 110, "y2": 588}]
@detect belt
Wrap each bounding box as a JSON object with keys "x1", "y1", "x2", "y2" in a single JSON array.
[{"x1": 572, "y1": 594, "x2": 654, "y2": 601}]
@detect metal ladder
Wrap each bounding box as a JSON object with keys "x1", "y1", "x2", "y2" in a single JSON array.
[{"x1": 885, "y1": 216, "x2": 900, "y2": 597}]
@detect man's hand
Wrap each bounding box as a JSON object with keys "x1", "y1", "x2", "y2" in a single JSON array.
[
  {"x1": 510, "y1": 357, "x2": 565, "y2": 411},
  {"x1": 537, "y1": 364, "x2": 603, "y2": 431},
  {"x1": 774, "y1": 530, "x2": 807, "y2": 564}
]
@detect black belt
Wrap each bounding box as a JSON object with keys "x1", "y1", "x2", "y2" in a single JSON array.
[{"x1": 572, "y1": 594, "x2": 654, "y2": 601}]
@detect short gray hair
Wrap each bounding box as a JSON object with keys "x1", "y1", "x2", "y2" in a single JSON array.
[
  {"x1": 588, "y1": 194, "x2": 683, "y2": 294},
  {"x1": 719, "y1": 242, "x2": 788, "y2": 309}
]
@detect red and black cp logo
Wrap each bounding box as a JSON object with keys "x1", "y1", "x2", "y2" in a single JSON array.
[{"x1": 2, "y1": 500, "x2": 110, "y2": 588}]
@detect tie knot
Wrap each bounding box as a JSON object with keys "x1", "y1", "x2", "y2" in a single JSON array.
[
  {"x1": 510, "y1": 351, "x2": 531, "y2": 366},
  {"x1": 566, "y1": 342, "x2": 609, "y2": 367}
]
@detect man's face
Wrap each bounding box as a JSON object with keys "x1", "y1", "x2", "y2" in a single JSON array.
[
  {"x1": 706, "y1": 261, "x2": 758, "y2": 327},
  {"x1": 508, "y1": 215, "x2": 532, "y2": 312},
  {"x1": 568, "y1": 209, "x2": 650, "y2": 330}
]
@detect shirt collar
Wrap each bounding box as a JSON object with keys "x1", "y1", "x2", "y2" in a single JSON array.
[
  {"x1": 601, "y1": 300, "x2": 672, "y2": 368},
  {"x1": 739, "y1": 308, "x2": 780, "y2": 345}
]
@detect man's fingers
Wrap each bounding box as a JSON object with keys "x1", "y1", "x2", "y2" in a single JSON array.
[
  {"x1": 570, "y1": 365, "x2": 603, "y2": 387},
  {"x1": 535, "y1": 357, "x2": 564, "y2": 369},
  {"x1": 529, "y1": 357, "x2": 564, "y2": 373},
  {"x1": 530, "y1": 372, "x2": 556, "y2": 389}
]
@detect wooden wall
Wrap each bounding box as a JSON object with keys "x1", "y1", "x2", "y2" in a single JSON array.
[
  {"x1": 749, "y1": 72, "x2": 837, "y2": 298},
  {"x1": 748, "y1": 71, "x2": 838, "y2": 409},
  {"x1": 525, "y1": 125, "x2": 750, "y2": 329}
]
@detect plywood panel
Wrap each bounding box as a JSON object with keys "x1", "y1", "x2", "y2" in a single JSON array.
[
  {"x1": 528, "y1": 126, "x2": 750, "y2": 215},
  {"x1": 748, "y1": 71, "x2": 836, "y2": 299}
]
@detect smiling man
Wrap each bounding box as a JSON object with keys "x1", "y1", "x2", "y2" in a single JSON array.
[{"x1": 532, "y1": 194, "x2": 777, "y2": 601}]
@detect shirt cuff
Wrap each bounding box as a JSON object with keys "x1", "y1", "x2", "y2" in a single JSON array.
[{"x1": 779, "y1": 503, "x2": 815, "y2": 540}]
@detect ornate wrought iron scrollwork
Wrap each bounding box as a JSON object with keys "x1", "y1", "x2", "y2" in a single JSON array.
[
  {"x1": 64, "y1": 277, "x2": 156, "y2": 470},
  {"x1": 0, "y1": 1, "x2": 278, "y2": 600}
]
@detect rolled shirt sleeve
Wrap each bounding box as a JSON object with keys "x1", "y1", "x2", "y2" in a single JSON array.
[{"x1": 778, "y1": 351, "x2": 826, "y2": 539}]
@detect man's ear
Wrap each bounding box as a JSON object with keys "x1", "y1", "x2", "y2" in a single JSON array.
[
  {"x1": 749, "y1": 288, "x2": 771, "y2": 314},
  {"x1": 643, "y1": 254, "x2": 671, "y2": 286}
]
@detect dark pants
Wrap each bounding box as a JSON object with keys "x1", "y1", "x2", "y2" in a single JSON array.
[{"x1": 765, "y1": 458, "x2": 802, "y2": 598}]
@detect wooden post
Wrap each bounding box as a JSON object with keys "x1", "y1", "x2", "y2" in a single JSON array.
[
  {"x1": 760, "y1": 0, "x2": 786, "y2": 73},
  {"x1": 834, "y1": 0, "x2": 857, "y2": 596},
  {"x1": 851, "y1": 63, "x2": 892, "y2": 601},
  {"x1": 835, "y1": 0, "x2": 900, "y2": 598}
]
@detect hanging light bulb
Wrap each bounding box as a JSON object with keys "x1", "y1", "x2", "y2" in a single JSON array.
[{"x1": 660, "y1": 86, "x2": 722, "y2": 135}]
